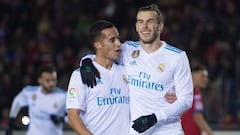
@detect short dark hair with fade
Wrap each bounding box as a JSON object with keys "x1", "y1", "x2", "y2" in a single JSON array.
[
  {"x1": 88, "y1": 20, "x2": 115, "y2": 45},
  {"x1": 137, "y1": 4, "x2": 163, "y2": 23},
  {"x1": 191, "y1": 64, "x2": 207, "y2": 73},
  {"x1": 37, "y1": 64, "x2": 56, "y2": 77}
]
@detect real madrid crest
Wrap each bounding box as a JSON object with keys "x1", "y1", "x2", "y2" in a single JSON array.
[
  {"x1": 53, "y1": 102, "x2": 58, "y2": 109},
  {"x1": 131, "y1": 50, "x2": 140, "y2": 58},
  {"x1": 158, "y1": 64, "x2": 165, "y2": 72},
  {"x1": 122, "y1": 74, "x2": 128, "y2": 83},
  {"x1": 32, "y1": 94, "x2": 37, "y2": 101}
]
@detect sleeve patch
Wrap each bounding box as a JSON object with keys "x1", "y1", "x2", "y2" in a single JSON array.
[{"x1": 67, "y1": 88, "x2": 77, "y2": 98}]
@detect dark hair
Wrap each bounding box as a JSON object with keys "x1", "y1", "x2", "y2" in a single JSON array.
[
  {"x1": 37, "y1": 65, "x2": 56, "y2": 77},
  {"x1": 88, "y1": 20, "x2": 115, "y2": 46},
  {"x1": 191, "y1": 64, "x2": 207, "y2": 73},
  {"x1": 137, "y1": 4, "x2": 163, "y2": 23}
]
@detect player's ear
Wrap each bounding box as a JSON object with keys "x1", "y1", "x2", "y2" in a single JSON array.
[
  {"x1": 135, "y1": 22, "x2": 140, "y2": 33},
  {"x1": 94, "y1": 41, "x2": 102, "y2": 50},
  {"x1": 158, "y1": 22, "x2": 164, "y2": 33}
]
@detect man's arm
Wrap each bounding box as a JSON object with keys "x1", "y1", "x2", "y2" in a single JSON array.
[
  {"x1": 155, "y1": 52, "x2": 193, "y2": 122},
  {"x1": 68, "y1": 109, "x2": 92, "y2": 135},
  {"x1": 66, "y1": 70, "x2": 92, "y2": 135},
  {"x1": 6, "y1": 89, "x2": 28, "y2": 135},
  {"x1": 194, "y1": 113, "x2": 213, "y2": 135},
  {"x1": 9, "y1": 86, "x2": 31, "y2": 118}
]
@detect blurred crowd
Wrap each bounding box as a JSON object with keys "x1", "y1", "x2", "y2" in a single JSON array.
[{"x1": 0, "y1": 0, "x2": 239, "y2": 130}]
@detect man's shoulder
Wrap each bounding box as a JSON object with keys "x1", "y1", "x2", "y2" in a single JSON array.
[
  {"x1": 70, "y1": 68, "x2": 80, "y2": 77},
  {"x1": 162, "y1": 43, "x2": 184, "y2": 54},
  {"x1": 53, "y1": 87, "x2": 67, "y2": 98},
  {"x1": 123, "y1": 40, "x2": 140, "y2": 46},
  {"x1": 55, "y1": 87, "x2": 67, "y2": 93},
  {"x1": 113, "y1": 63, "x2": 125, "y2": 71},
  {"x1": 22, "y1": 85, "x2": 39, "y2": 93},
  {"x1": 161, "y1": 42, "x2": 188, "y2": 64},
  {"x1": 122, "y1": 40, "x2": 140, "y2": 50}
]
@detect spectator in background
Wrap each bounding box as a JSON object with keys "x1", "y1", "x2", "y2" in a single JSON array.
[{"x1": 181, "y1": 64, "x2": 213, "y2": 135}]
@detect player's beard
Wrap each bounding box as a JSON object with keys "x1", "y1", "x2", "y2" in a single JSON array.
[
  {"x1": 139, "y1": 29, "x2": 158, "y2": 44},
  {"x1": 42, "y1": 85, "x2": 54, "y2": 93}
]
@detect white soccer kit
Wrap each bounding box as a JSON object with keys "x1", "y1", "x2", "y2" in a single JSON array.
[
  {"x1": 121, "y1": 41, "x2": 193, "y2": 135},
  {"x1": 9, "y1": 86, "x2": 67, "y2": 135},
  {"x1": 66, "y1": 62, "x2": 130, "y2": 135}
]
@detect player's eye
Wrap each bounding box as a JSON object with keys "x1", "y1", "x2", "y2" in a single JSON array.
[
  {"x1": 147, "y1": 19, "x2": 155, "y2": 23},
  {"x1": 110, "y1": 38, "x2": 115, "y2": 43},
  {"x1": 137, "y1": 20, "x2": 144, "y2": 24}
]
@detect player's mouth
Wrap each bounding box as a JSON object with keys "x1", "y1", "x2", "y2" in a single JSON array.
[
  {"x1": 141, "y1": 31, "x2": 151, "y2": 37},
  {"x1": 116, "y1": 48, "x2": 121, "y2": 53}
]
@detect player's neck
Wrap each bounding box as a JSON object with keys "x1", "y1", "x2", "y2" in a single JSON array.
[
  {"x1": 41, "y1": 88, "x2": 52, "y2": 94},
  {"x1": 94, "y1": 56, "x2": 113, "y2": 70},
  {"x1": 140, "y1": 40, "x2": 162, "y2": 53}
]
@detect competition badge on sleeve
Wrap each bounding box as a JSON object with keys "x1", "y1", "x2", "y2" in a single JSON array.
[{"x1": 68, "y1": 88, "x2": 77, "y2": 98}]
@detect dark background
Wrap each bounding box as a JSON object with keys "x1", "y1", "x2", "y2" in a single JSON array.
[{"x1": 0, "y1": 0, "x2": 239, "y2": 130}]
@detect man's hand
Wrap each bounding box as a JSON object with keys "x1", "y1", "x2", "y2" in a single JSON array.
[
  {"x1": 5, "y1": 118, "x2": 14, "y2": 135},
  {"x1": 50, "y1": 114, "x2": 64, "y2": 125},
  {"x1": 80, "y1": 58, "x2": 100, "y2": 88},
  {"x1": 165, "y1": 92, "x2": 177, "y2": 104},
  {"x1": 132, "y1": 113, "x2": 157, "y2": 133}
]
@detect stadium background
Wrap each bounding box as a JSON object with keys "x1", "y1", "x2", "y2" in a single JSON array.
[{"x1": 0, "y1": 0, "x2": 239, "y2": 134}]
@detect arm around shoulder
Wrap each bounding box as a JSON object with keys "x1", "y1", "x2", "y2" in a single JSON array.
[{"x1": 155, "y1": 52, "x2": 193, "y2": 122}]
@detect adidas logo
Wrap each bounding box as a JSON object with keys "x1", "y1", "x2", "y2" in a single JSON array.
[
  {"x1": 130, "y1": 60, "x2": 137, "y2": 65},
  {"x1": 96, "y1": 78, "x2": 103, "y2": 84}
]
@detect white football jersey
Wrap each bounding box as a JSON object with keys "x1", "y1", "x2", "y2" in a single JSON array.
[
  {"x1": 10, "y1": 86, "x2": 67, "y2": 135},
  {"x1": 66, "y1": 62, "x2": 130, "y2": 135},
  {"x1": 121, "y1": 41, "x2": 193, "y2": 134}
]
